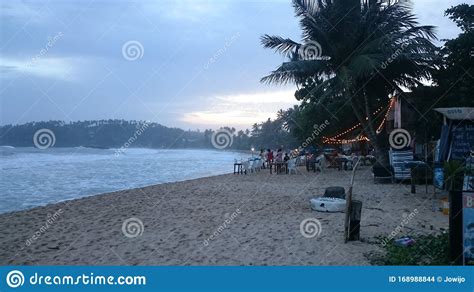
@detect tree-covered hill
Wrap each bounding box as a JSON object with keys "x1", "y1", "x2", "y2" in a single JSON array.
[
  {"x1": 0, "y1": 120, "x2": 205, "y2": 149},
  {"x1": 0, "y1": 118, "x2": 299, "y2": 150}
]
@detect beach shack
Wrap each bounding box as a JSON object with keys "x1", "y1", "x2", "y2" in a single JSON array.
[{"x1": 433, "y1": 107, "x2": 474, "y2": 265}]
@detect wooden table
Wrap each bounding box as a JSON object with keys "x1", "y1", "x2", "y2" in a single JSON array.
[
  {"x1": 306, "y1": 157, "x2": 322, "y2": 172},
  {"x1": 335, "y1": 157, "x2": 349, "y2": 171},
  {"x1": 233, "y1": 163, "x2": 243, "y2": 174},
  {"x1": 269, "y1": 162, "x2": 288, "y2": 174}
]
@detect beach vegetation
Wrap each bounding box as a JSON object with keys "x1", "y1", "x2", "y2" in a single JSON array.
[
  {"x1": 261, "y1": 0, "x2": 438, "y2": 163},
  {"x1": 371, "y1": 232, "x2": 451, "y2": 265}
]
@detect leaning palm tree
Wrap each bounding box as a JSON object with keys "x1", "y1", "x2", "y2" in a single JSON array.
[{"x1": 261, "y1": 0, "x2": 437, "y2": 163}]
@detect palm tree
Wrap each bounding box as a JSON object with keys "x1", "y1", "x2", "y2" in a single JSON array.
[{"x1": 261, "y1": 0, "x2": 437, "y2": 163}]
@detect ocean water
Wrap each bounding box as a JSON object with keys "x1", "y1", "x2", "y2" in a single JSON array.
[{"x1": 0, "y1": 147, "x2": 247, "y2": 214}]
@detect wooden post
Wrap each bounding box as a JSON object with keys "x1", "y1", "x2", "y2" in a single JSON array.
[
  {"x1": 450, "y1": 189, "x2": 463, "y2": 265},
  {"x1": 410, "y1": 165, "x2": 416, "y2": 194},
  {"x1": 450, "y1": 169, "x2": 464, "y2": 265},
  {"x1": 444, "y1": 165, "x2": 464, "y2": 264},
  {"x1": 348, "y1": 200, "x2": 362, "y2": 241},
  {"x1": 344, "y1": 159, "x2": 360, "y2": 243}
]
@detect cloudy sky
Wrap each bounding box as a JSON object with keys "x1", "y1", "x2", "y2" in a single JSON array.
[{"x1": 0, "y1": 0, "x2": 465, "y2": 130}]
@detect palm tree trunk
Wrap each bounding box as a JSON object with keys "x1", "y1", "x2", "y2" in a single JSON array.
[{"x1": 349, "y1": 91, "x2": 388, "y2": 165}]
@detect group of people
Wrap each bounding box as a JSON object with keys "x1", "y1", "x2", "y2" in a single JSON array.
[
  {"x1": 254, "y1": 147, "x2": 376, "y2": 171},
  {"x1": 258, "y1": 148, "x2": 292, "y2": 168},
  {"x1": 304, "y1": 147, "x2": 377, "y2": 171}
]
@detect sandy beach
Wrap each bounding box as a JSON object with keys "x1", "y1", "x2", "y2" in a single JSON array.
[{"x1": 0, "y1": 165, "x2": 448, "y2": 266}]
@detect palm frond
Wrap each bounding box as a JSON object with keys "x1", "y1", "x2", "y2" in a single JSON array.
[
  {"x1": 292, "y1": 0, "x2": 323, "y2": 19},
  {"x1": 260, "y1": 35, "x2": 301, "y2": 57},
  {"x1": 261, "y1": 60, "x2": 329, "y2": 85}
]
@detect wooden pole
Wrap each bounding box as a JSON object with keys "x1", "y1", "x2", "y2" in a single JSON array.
[
  {"x1": 449, "y1": 170, "x2": 464, "y2": 265},
  {"x1": 348, "y1": 200, "x2": 362, "y2": 241},
  {"x1": 344, "y1": 159, "x2": 361, "y2": 243}
]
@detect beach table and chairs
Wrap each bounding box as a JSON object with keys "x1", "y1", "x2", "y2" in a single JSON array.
[
  {"x1": 233, "y1": 161, "x2": 243, "y2": 174},
  {"x1": 234, "y1": 158, "x2": 263, "y2": 174},
  {"x1": 335, "y1": 156, "x2": 349, "y2": 171},
  {"x1": 324, "y1": 154, "x2": 340, "y2": 169},
  {"x1": 306, "y1": 155, "x2": 325, "y2": 172},
  {"x1": 345, "y1": 156, "x2": 360, "y2": 171},
  {"x1": 269, "y1": 161, "x2": 288, "y2": 174},
  {"x1": 234, "y1": 156, "x2": 300, "y2": 175},
  {"x1": 328, "y1": 155, "x2": 363, "y2": 171}
]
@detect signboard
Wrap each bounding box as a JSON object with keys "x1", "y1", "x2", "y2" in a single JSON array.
[
  {"x1": 450, "y1": 124, "x2": 474, "y2": 160},
  {"x1": 464, "y1": 192, "x2": 474, "y2": 265},
  {"x1": 434, "y1": 107, "x2": 474, "y2": 120}
]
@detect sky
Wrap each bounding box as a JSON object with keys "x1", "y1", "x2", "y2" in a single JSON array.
[{"x1": 0, "y1": 0, "x2": 466, "y2": 130}]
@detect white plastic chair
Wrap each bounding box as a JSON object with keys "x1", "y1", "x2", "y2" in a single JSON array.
[
  {"x1": 315, "y1": 155, "x2": 326, "y2": 173},
  {"x1": 242, "y1": 161, "x2": 251, "y2": 174},
  {"x1": 250, "y1": 159, "x2": 257, "y2": 173},
  {"x1": 288, "y1": 158, "x2": 298, "y2": 174},
  {"x1": 299, "y1": 155, "x2": 306, "y2": 166}
]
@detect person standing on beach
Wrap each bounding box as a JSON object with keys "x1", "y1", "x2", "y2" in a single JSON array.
[
  {"x1": 267, "y1": 149, "x2": 274, "y2": 166},
  {"x1": 260, "y1": 149, "x2": 266, "y2": 169},
  {"x1": 275, "y1": 149, "x2": 283, "y2": 162}
]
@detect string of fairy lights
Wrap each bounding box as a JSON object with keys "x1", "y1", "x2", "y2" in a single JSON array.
[
  {"x1": 323, "y1": 136, "x2": 371, "y2": 145},
  {"x1": 375, "y1": 97, "x2": 396, "y2": 134},
  {"x1": 322, "y1": 97, "x2": 396, "y2": 145}
]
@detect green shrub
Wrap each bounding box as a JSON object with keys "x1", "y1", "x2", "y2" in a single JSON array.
[{"x1": 370, "y1": 233, "x2": 451, "y2": 265}]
